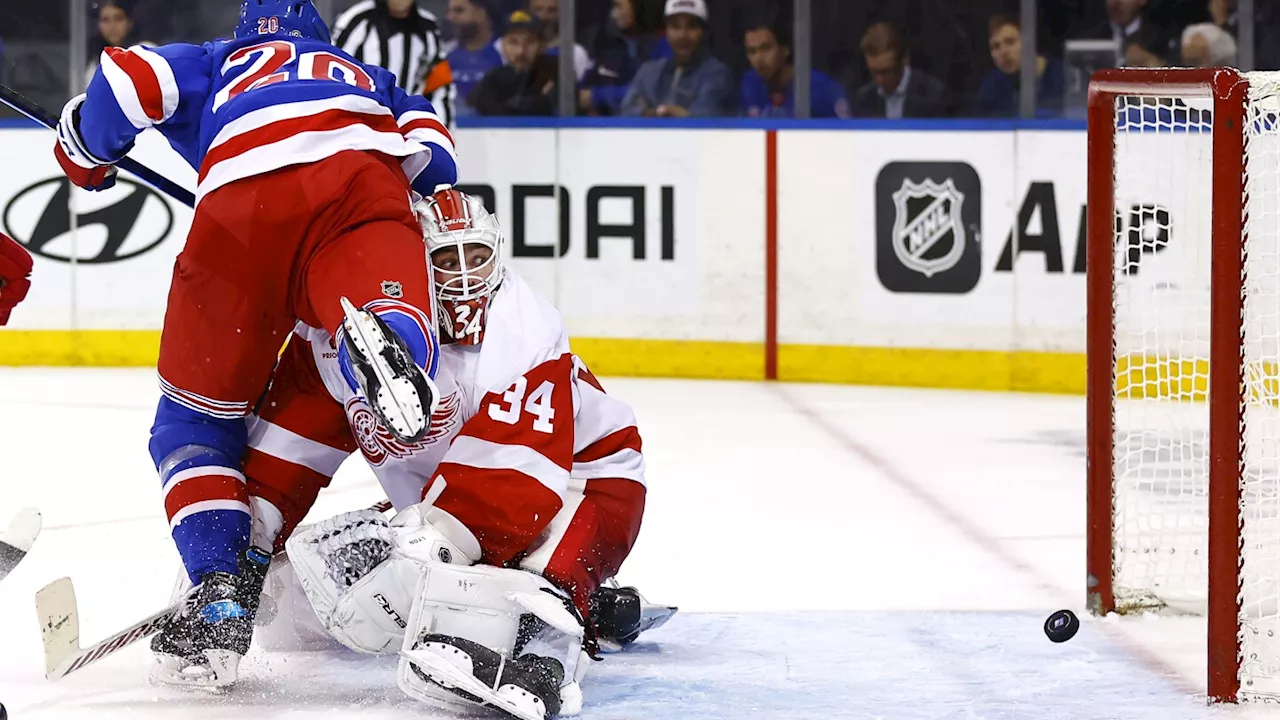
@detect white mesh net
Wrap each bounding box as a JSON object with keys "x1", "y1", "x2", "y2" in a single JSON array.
[{"x1": 1109, "y1": 71, "x2": 1280, "y2": 700}]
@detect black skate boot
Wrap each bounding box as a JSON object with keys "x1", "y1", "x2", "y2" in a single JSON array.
[
  {"x1": 338, "y1": 297, "x2": 438, "y2": 444},
  {"x1": 589, "y1": 584, "x2": 678, "y2": 652},
  {"x1": 150, "y1": 547, "x2": 271, "y2": 688},
  {"x1": 589, "y1": 585, "x2": 643, "y2": 646},
  {"x1": 404, "y1": 633, "x2": 565, "y2": 720}
]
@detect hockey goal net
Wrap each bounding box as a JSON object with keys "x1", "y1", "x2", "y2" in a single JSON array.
[{"x1": 1087, "y1": 67, "x2": 1280, "y2": 703}]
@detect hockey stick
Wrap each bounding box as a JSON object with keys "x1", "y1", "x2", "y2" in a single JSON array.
[
  {"x1": 0, "y1": 83, "x2": 196, "y2": 208},
  {"x1": 35, "y1": 498, "x2": 398, "y2": 681},
  {"x1": 0, "y1": 508, "x2": 41, "y2": 582},
  {"x1": 36, "y1": 577, "x2": 177, "y2": 680}
]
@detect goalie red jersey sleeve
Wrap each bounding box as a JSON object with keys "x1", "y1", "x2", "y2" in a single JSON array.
[
  {"x1": 430, "y1": 354, "x2": 646, "y2": 612},
  {"x1": 430, "y1": 352, "x2": 577, "y2": 563},
  {"x1": 532, "y1": 362, "x2": 646, "y2": 611},
  {"x1": 243, "y1": 332, "x2": 358, "y2": 548}
]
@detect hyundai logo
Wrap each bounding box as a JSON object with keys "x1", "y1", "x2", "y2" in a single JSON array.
[{"x1": 1, "y1": 177, "x2": 174, "y2": 264}]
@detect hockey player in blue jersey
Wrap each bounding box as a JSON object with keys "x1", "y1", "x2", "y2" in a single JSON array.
[{"x1": 51, "y1": 0, "x2": 459, "y2": 688}]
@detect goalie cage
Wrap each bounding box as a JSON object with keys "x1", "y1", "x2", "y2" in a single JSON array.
[{"x1": 1086, "y1": 67, "x2": 1280, "y2": 703}]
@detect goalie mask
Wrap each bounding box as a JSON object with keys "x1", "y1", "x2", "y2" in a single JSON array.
[{"x1": 416, "y1": 190, "x2": 505, "y2": 346}]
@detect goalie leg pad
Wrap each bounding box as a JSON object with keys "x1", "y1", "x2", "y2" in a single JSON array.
[
  {"x1": 254, "y1": 553, "x2": 346, "y2": 652},
  {"x1": 285, "y1": 505, "x2": 477, "y2": 654},
  {"x1": 397, "y1": 564, "x2": 586, "y2": 718}
]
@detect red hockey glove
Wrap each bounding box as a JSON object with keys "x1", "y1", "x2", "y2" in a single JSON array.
[
  {"x1": 53, "y1": 94, "x2": 118, "y2": 192},
  {"x1": 0, "y1": 232, "x2": 33, "y2": 326}
]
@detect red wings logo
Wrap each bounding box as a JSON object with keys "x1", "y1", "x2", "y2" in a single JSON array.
[{"x1": 346, "y1": 391, "x2": 462, "y2": 466}]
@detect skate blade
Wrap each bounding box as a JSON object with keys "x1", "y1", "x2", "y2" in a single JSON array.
[
  {"x1": 400, "y1": 649, "x2": 544, "y2": 720},
  {"x1": 149, "y1": 650, "x2": 239, "y2": 690},
  {"x1": 639, "y1": 603, "x2": 678, "y2": 634},
  {"x1": 340, "y1": 297, "x2": 429, "y2": 442}
]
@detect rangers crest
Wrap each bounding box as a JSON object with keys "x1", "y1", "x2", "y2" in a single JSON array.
[
  {"x1": 890, "y1": 178, "x2": 966, "y2": 277},
  {"x1": 347, "y1": 391, "x2": 461, "y2": 465}
]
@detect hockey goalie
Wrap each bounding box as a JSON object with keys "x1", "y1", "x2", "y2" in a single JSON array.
[{"x1": 155, "y1": 190, "x2": 652, "y2": 719}]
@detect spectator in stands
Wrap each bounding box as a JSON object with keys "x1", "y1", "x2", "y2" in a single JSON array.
[
  {"x1": 621, "y1": 0, "x2": 735, "y2": 118},
  {"x1": 1122, "y1": 24, "x2": 1170, "y2": 67},
  {"x1": 741, "y1": 22, "x2": 848, "y2": 118},
  {"x1": 471, "y1": 10, "x2": 559, "y2": 116},
  {"x1": 975, "y1": 15, "x2": 1064, "y2": 117},
  {"x1": 86, "y1": 1, "x2": 149, "y2": 89},
  {"x1": 445, "y1": 0, "x2": 503, "y2": 117},
  {"x1": 334, "y1": 0, "x2": 456, "y2": 125},
  {"x1": 1206, "y1": 0, "x2": 1238, "y2": 35},
  {"x1": 1078, "y1": 0, "x2": 1148, "y2": 58},
  {"x1": 579, "y1": 0, "x2": 671, "y2": 116},
  {"x1": 849, "y1": 22, "x2": 950, "y2": 119},
  {"x1": 1180, "y1": 22, "x2": 1237, "y2": 66},
  {"x1": 1174, "y1": 0, "x2": 1280, "y2": 68},
  {"x1": 529, "y1": 0, "x2": 593, "y2": 81}
]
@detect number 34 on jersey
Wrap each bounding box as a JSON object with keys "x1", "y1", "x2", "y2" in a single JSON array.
[{"x1": 475, "y1": 354, "x2": 582, "y2": 462}]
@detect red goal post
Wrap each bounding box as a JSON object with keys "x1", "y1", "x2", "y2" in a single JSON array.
[{"x1": 1085, "y1": 67, "x2": 1264, "y2": 703}]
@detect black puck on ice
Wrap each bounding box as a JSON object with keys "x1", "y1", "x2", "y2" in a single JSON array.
[
  {"x1": 1044, "y1": 609, "x2": 1080, "y2": 643},
  {"x1": 1, "y1": 701, "x2": 8, "y2": 719}
]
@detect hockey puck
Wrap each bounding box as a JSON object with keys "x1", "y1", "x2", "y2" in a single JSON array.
[
  {"x1": 1, "y1": 701, "x2": 8, "y2": 720},
  {"x1": 1044, "y1": 609, "x2": 1080, "y2": 643}
]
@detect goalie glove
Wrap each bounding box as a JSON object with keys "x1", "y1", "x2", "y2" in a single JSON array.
[
  {"x1": 314, "y1": 509, "x2": 398, "y2": 588},
  {"x1": 53, "y1": 94, "x2": 118, "y2": 192},
  {"x1": 285, "y1": 503, "x2": 481, "y2": 654}
]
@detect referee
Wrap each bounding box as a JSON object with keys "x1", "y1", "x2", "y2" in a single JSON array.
[{"x1": 333, "y1": 0, "x2": 457, "y2": 127}]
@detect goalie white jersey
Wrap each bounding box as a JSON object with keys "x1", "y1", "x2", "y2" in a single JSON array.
[{"x1": 242, "y1": 269, "x2": 646, "y2": 611}]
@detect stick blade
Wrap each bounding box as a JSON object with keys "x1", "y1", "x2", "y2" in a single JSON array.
[
  {"x1": 36, "y1": 577, "x2": 81, "y2": 680},
  {"x1": 0, "y1": 507, "x2": 41, "y2": 581},
  {"x1": 2, "y1": 507, "x2": 41, "y2": 553}
]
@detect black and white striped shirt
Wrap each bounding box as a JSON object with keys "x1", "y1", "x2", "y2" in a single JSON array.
[{"x1": 333, "y1": 0, "x2": 457, "y2": 127}]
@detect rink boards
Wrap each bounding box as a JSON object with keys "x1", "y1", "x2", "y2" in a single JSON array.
[{"x1": 0, "y1": 120, "x2": 1195, "y2": 393}]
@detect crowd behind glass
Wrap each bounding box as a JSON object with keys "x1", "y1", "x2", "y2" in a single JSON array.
[{"x1": 1, "y1": 0, "x2": 1271, "y2": 122}]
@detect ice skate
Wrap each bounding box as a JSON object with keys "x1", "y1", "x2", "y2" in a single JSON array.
[
  {"x1": 150, "y1": 548, "x2": 270, "y2": 688},
  {"x1": 339, "y1": 296, "x2": 439, "y2": 444},
  {"x1": 402, "y1": 633, "x2": 564, "y2": 720}
]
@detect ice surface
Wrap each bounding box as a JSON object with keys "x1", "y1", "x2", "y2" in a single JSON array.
[{"x1": 0, "y1": 369, "x2": 1264, "y2": 718}]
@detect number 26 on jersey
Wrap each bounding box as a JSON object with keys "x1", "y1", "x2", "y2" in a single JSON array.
[{"x1": 213, "y1": 40, "x2": 375, "y2": 111}]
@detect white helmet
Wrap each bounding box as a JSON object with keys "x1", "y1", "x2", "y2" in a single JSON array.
[{"x1": 415, "y1": 189, "x2": 505, "y2": 345}]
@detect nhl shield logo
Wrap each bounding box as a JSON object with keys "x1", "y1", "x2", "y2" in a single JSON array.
[
  {"x1": 874, "y1": 162, "x2": 982, "y2": 294},
  {"x1": 890, "y1": 179, "x2": 965, "y2": 278},
  {"x1": 381, "y1": 280, "x2": 404, "y2": 299}
]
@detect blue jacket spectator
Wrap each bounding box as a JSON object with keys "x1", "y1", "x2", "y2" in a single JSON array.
[
  {"x1": 740, "y1": 23, "x2": 847, "y2": 119},
  {"x1": 445, "y1": 0, "x2": 504, "y2": 117},
  {"x1": 975, "y1": 15, "x2": 1064, "y2": 117},
  {"x1": 579, "y1": 0, "x2": 672, "y2": 115},
  {"x1": 621, "y1": 0, "x2": 734, "y2": 118}
]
